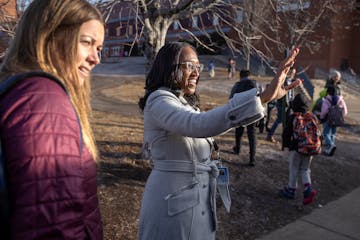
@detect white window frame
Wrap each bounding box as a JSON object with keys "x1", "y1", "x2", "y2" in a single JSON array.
[
  {"x1": 128, "y1": 25, "x2": 133, "y2": 35},
  {"x1": 116, "y1": 26, "x2": 121, "y2": 36},
  {"x1": 236, "y1": 10, "x2": 243, "y2": 23},
  {"x1": 276, "y1": 0, "x2": 310, "y2": 12},
  {"x1": 213, "y1": 15, "x2": 219, "y2": 26},
  {"x1": 173, "y1": 20, "x2": 179, "y2": 30},
  {"x1": 111, "y1": 46, "x2": 121, "y2": 56},
  {"x1": 192, "y1": 16, "x2": 198, "y2": 28}
]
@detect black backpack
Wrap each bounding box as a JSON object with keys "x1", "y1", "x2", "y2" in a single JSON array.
[{"x1": 327, "y1": 96, "x2": 345, "y2": 127}]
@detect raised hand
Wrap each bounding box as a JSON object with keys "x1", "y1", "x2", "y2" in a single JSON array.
[{"x1": 260, "y1": 47, "x2": 300, "y2": 104}]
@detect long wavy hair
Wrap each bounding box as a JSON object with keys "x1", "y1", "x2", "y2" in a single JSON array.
[
  {"x1": 0, "y1": 0, "x2": 104, "y2": 160},
  {"x1": 138, "y1": 42, "x2": 200, "y2": 111}
]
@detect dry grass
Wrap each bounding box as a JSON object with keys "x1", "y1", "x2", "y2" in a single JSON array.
[{"x1": 91, "y1": 71, "x2": 360, "y2": 240}]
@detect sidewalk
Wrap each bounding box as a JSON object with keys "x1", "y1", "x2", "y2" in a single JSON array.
[{"x1": 257, "y1": 187, "x2": 360, "y2": 240}]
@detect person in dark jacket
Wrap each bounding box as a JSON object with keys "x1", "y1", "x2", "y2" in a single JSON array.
[
  {"x1": 0, "y1": 0, "x2": 104, "y2": 239},
  {"x1": 280, "y1": 93, "x2": 317, "y2": 205},
  {"x1": 325, "y1": 69, "x2": 342, "y2": 96},
  {"x1": 229, "y1": 69, "x2": 259, "y2": 166}
]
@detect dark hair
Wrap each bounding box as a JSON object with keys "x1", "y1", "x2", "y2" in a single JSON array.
[
  {"x1": 327, "y1": 86, "x2": 336, "y2": 96},
  {"x1": 138, "y1": 42, "x2": 200, "y2": 110},
  {"x1": 240, "y1": 69, "x2": 250, "y2": 78},
  {"x1": 291, "y1": 93, "x2": 309, "y2": 113}
]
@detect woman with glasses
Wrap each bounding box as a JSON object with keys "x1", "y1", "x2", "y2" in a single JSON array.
[{"x1": 138, "y1": 42, "x2": 300, "y2": 240}]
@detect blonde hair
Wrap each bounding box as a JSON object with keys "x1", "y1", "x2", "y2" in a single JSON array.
[{"x1": 0, "y1": 0, "x2": 104, "y2": 160}]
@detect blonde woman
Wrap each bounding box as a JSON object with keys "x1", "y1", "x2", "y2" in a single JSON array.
[{"x1": 0, "y1": 0, "x2": 104, "y2": 239}]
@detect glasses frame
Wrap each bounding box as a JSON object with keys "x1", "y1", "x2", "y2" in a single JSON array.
[{"x1": 179, "y1": 61, "x2": 204, "y2": 73}]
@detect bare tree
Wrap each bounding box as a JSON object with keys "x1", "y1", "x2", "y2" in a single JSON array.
[
  {"x1": 97, "y1": 0, "x2": 278, "y2": 71},
  {"x1": 0, "y1": 0, "x2": 33, "y2": 59},
  {"x1": 268, "y1": 0, "x2": 356, "y2": 74},
  {"x1": 96, "y1": 0, "x2": 347, "y2": 75},
  {"x1": 0, "y1": 0, "x2": 17, "y2": 58},
  {"x1": 1, "y1": 0, "x2": 356, "y2": 72}
]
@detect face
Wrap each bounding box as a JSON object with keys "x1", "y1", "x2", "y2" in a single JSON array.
[
  {"x1": 76, "y1": 19, "x2": 104, "y2": 85},
  {"x1": 333, "y1": 74, "x2": 340, "y2": 83},
  {"x1": 179, "y1": 46, "x2": 202, "y2": 95}
]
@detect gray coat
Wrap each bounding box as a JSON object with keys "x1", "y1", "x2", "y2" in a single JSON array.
[{"x1": 138, "y1": 88, "x2": 264, "y2": 240}]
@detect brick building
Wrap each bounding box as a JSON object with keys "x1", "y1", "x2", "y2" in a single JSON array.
[
  {"x1": 101, "y1": 1, "x2": 232, "y2": 62},
  {"x1": 0, "y1": 0, "x2": 17, "y2": 59},
  {"x1": 249, "y1": 1, "x2": 360, "y2": 77},
  {"x1": 102, "y1": 1, "x2": 360, "y2": 77}
]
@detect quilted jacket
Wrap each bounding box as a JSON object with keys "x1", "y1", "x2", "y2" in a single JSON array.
[{"x1": 0, "y1": 76, "x2": 103, "y2": 239}]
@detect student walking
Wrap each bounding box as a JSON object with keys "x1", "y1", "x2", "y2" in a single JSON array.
[
  {"x1": 280, "y1": 93, "x2": 321, "y2": 205},
  {"x1": 320, "y1": 86, "x2": 348, "y2": 156},
  {"x1": 227, "y1": 58, "x2": 236, "y2": 80},
  {"x1": 229, "y1": 69, "x2": 259, "y2": 166}
]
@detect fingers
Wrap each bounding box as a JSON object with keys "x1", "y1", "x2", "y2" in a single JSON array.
[
  {"x1": 280, "y1": 47, "x2": 300, "y2": 70},
  {"x1": 285, "y1": 78, "x2": 303, "y2": 90}
]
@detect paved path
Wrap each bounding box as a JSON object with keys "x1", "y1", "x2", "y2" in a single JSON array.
[
  {"x1": 257, "y1": 187, "x2": 360, "y2": 240},
  {"x1": 257, "y1": 80, "x2": 360, "y2": 240}
]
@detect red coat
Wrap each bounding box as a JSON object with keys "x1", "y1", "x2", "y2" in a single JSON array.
[{"x1": 0, "y1": 76, "x2": 103, "y2": 239}]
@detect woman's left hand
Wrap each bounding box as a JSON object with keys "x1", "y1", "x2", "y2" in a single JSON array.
[{"x1": 260, "y1": 47, "x2": 300, "y2": 104}]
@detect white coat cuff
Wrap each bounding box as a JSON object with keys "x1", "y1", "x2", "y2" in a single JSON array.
[{"x1": 226, "y1": 88, "x2": 265, "y2": 126}]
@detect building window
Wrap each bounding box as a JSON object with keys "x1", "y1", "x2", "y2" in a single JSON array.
[
  {"x1": 192, "y1": 16, "x2": 198, "y2": 28},
  {"x1": 213, "y1": 15, "x2": 219, "y2": 26},
  {"x1": 276, "y1": 0, "x2": 310, "y2": 12},
  {"x1": 128, "y1": 25, "x2": 133, "y2": 35},
  {"x1": 236, "y1": 10, "x2": 243, "y2": 23},
  {"x1": 116, "y1": 26, "x2": 121, "y2": 36},
  {"x1": 102, "y1": 47, "x2": 109, "y2": 58},
  {"x1": 111, "y1": 46, "x2": 121, "y2": 57},
  {"x1": 173, "y1": 20, "x2": 179, "y2": 30}
]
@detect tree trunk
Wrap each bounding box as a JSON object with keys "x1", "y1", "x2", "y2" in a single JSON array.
[{"x1": 143, "y1": 17, "x2": 171, "y2": 75}]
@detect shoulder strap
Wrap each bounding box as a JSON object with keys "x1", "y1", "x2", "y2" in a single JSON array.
[
  {"x1": 0, "y1": 71, "x2": 82, "y2": 152},
  {"x1": 331, "y1": 95, "x2": 340, "y2": 106},
  {"x1": 0, "y1": 71, "x2": 66, "y2": 97}
]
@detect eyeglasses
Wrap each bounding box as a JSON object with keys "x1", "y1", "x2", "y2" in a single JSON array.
[{"x1": 179, "y1": 61, "x2": 204, "y2": 73}]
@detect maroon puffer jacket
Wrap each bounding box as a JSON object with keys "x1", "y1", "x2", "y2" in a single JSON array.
[{"x1": 0, "y1": 76, "x2": 103, "y2": 239}]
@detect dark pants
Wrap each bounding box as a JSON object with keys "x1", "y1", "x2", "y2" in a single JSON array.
[
  {"x1": 265, "y1": 105, "x2": 275, "y2": 130},
  {"x1": 234, "y1": 122, "x2": 256, "y2": 162}
]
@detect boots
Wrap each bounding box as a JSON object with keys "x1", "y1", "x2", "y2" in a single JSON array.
[
  {"x1": 279, "y1": 186, "x2": 296, "y2": 199},
  {"x1": 303, "y1": 185, "x2": 316, "y2": 205}
]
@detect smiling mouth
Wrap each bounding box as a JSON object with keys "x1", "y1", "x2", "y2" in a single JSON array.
[
  {"x1": 79, "y1": 67, "x2": 90, "y2": 78},
  {"x1": 188, "y1": 79, "x2": 197, "y2": 85}
]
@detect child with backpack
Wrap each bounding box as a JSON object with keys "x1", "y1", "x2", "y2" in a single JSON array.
[
  {"x1": 280, "y1": 93, "x2": 321, "y2": 205},
  {"x1": 320, "y1": 86, "x2": 348, "y2": 156}
]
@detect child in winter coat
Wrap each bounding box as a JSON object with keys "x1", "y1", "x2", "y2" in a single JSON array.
[
  {"x1": 280, "y1": 93, "x2": 320, "y2": 205},
  {"x1": 320, "y1": 86, "x2": 348, "y2": 156}
]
